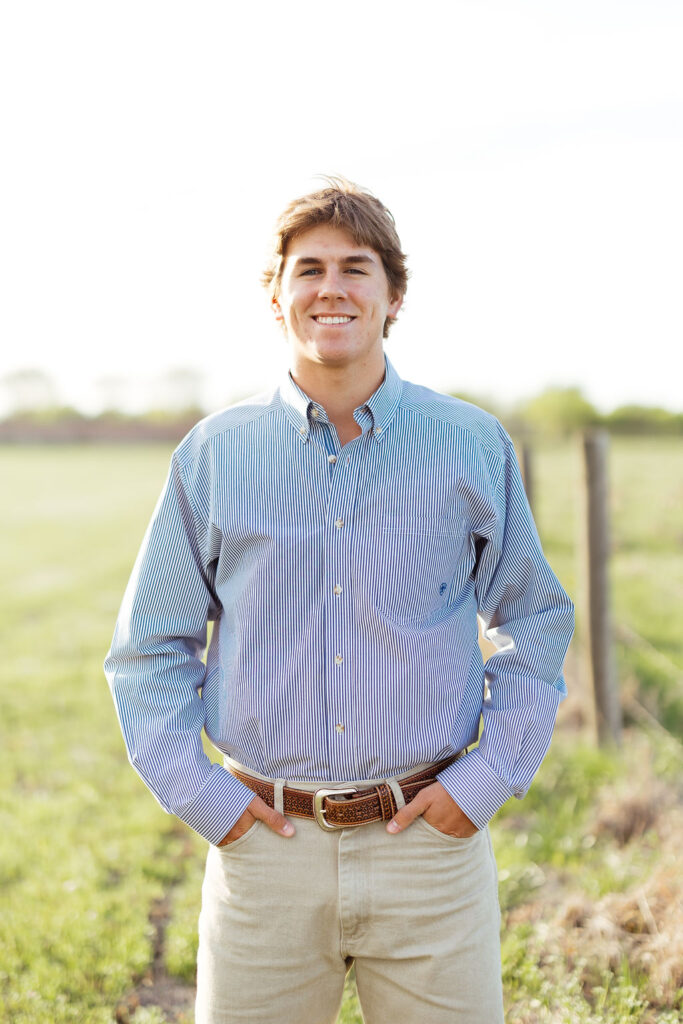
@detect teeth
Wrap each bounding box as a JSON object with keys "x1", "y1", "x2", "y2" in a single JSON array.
[{"x1": 315, "y1": 316, "x2": 353, "y2": 324}]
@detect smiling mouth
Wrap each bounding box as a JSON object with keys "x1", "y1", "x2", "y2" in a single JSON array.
[{"x1": 312, "y1": 315, "x2": 356, "y2": 325}]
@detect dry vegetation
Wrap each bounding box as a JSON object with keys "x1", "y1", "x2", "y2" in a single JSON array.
[{"x1": 503, "y1": 742, "x2": 682, "y2": 1022}]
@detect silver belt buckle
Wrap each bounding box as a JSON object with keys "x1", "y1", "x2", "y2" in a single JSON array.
[{"x1": 312, "y1": 787, "x2": 358, "y2": 831}]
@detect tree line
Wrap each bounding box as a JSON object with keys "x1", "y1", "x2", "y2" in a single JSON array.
[{"x1": 0, "y1": 370, "x2": 680, "y2": 443}]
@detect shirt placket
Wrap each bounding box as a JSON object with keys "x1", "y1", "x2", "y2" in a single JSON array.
[{"x1": 315, "y1": 420, "x2": 366, "y2": 779}]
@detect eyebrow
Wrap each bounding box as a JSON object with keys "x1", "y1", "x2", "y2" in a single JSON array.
[{"x1": 291, "y1": 254, "x2": 377, "y2": 269}]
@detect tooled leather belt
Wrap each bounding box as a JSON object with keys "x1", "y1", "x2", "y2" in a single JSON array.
[{"x1": 228, "y1": 754, "x2": 462, "y2": 831}]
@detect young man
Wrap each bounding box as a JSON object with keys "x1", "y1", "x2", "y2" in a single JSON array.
[{"x1": 105, "y1": 178, "x2": 574, "y2": 1023}]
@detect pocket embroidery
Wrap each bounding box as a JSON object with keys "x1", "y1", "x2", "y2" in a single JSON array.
[{"x1": 366, "y1": 515, "x2": 468, "y2": 625}]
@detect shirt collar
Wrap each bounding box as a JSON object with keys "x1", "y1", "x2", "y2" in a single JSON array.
[
  {"x1": 363, "y1": 356, "x2": 403, "y2": 442},
  {"x1": 278, "y1": 356, "x2": 403, "y2": 443}
]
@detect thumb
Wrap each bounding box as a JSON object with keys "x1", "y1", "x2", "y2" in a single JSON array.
[
  {"x1": 386, "y1": 792, "x2": 427, "y2": 834},
  {"x1": 249, "y1": 795, "x2": 295, "y2": 837}
]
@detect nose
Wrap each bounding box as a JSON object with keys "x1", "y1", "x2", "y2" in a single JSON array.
[{"x1": 317, "y1": 268, "x2": 347, "y2": 300}]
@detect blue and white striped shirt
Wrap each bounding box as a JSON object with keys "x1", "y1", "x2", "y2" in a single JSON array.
[{"x1": 105, "y1": 357, "x2": 574, "y2": 844}]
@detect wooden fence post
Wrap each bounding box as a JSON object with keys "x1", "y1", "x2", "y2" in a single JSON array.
[{"x1": 580, "y1": 429, "x2": 622, "y2": 745}]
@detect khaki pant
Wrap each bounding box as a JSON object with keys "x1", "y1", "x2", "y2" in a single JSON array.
[{"x1": 196, "y1": 764, "x2": 504, "y2": 1024}]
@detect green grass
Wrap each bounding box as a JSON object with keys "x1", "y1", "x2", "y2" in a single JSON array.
[
  {"x1": 0, "y1": 447, "x2": 180, "y2": 1023},
  {"x1": 0, "y1": 439, "x2": 681, "y2": 1023},
  {"x1": 530, "y1": 435, "x2": 683, "y2": 733}
]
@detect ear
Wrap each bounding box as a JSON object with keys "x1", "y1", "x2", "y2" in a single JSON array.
[
  {"x1": 388, "y1": 291, "x2": 404, "y2": 320},
  {"x1": 272, "y1": 298, "x2": 284, "y2": 322}
]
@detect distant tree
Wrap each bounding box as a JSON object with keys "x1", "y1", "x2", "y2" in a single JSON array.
[
  {"x1": 517, "y1": 386, "x2": 600, "y2": 436},
  {"x1": 94, "y1": 375, "x2": 132, "y2": 411},
  {"x1": 0, "y1": 405, "x2": 88, "y2": 441},
  {"x1": 1, "y1": 368, "x2": 59, "y2": 413},
  {"x1": 150, "y1": 367, "x2": 206, "y2": 412},
  {"x1": 604, "y1": 404, "x2": 682, "y2": 435},
  {"x1": 449, "y1": 391, "x2": 501, "y2": 418}
]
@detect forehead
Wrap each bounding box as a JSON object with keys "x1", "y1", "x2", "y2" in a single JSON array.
[{"x1": 283, "y1": 223, "x2": 381, "y2": 264}]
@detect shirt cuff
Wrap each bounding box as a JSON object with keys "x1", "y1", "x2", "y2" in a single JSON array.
[
  {"x1": 436, "y1": 748, "x2": 515, "y2": 830},
  {"x1": 175, "y1": 763, "x2": 256, "y2": 844}
]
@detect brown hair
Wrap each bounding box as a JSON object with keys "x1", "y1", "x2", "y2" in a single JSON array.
[{"x1": 262, "y1": 176, "x2": 409, "y2": 338}]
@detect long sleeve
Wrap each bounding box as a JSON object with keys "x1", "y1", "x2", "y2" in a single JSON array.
[
  {"x1": 104, "y1": 452, "x2": 254, "y2": 844},
  {"x1": 437, "y1": 431, "x2": 575, "y2": 828}
]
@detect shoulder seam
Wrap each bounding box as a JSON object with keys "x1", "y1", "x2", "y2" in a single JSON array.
[
  {"x1": 182, "y1": 398, "x2": 280, "y2": 448},
  {"x1": 174, "y1": 401, "x2": 281, "y2": 498},
  {"x1": 170, "y1": 449, "x2": 205, "y2": 536},
  {"x1": 399, "y1": 402, "x2": 504, "y2": 466}
]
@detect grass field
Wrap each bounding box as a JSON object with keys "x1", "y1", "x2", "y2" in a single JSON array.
[{"x1": 0, "y1": 438, "x2": 681, "y2": 1023}]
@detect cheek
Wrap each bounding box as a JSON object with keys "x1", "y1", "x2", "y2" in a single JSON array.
[{"x1": 289, "y1": 288, "x2": 315, "y2": 315}]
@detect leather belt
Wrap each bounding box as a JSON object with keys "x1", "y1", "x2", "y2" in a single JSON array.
[{"x1": 228, "y1": 754, "x2": 463, "y2": 831}]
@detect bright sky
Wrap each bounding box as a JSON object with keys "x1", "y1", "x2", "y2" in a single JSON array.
[{"x1": 1, "y1": 1, "x2": 681, "y2": 415}]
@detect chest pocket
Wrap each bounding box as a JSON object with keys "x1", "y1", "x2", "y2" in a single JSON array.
[{"x1": 364, "y1": 514, "x2": 468, "y2": 626}]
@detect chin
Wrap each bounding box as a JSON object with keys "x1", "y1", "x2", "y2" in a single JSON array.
[{"x1": 307, "y1": 339, "x2": 357, "y2": 361}]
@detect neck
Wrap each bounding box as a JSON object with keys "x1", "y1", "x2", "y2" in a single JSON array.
[{"x1": 290, "y1": 351, "x2": 386, "y2": 441}]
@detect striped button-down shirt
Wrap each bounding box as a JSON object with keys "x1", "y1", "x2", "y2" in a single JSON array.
[{"x1": 105, "y1": 357, "x2": 574, "y2": 844}]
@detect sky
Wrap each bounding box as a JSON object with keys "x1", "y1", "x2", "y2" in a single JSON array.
[{"x1": 1, "y1": 1, "x2": 681, "y2": 415}]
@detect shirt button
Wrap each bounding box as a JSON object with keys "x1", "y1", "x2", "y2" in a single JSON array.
[
  {"x1": 335, "y1": 723, "x2": 345, "y2": 733},
  {"x1": 328, "y1": 454, "x2": 337, "y2": 464},
  {"x1": 333, "y1": 583, "x2": 342, "y2": 596},
  {"x1": 335, "y1": 518, "x2": 344, "y2": 529},
  {"x1": 299, "y1": 426, "x2": 306, "y2": 436},
  {"x1": 375, "y1": 425, "x2": 382, "y2": 434},
  {"x1": 334, "y1": 653, "x2": 343, "y2": 666},
  {"x1": 311, "y1": 408, "x2": 320, "y2": 418}
]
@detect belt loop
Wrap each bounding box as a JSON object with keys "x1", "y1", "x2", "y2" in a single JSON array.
[
  {"x1": 274, "y1": 779, "x2": 285, "y2": 816},
  {"x1": 386, "y1": 777, "x2": 406, "y2": 811}
]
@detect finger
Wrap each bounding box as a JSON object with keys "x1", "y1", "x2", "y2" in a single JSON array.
[
  {"x1": 249, "y1": 795, "x2": 295, "y2": 837},
  {"x1": 386, "y1": 791, "x2": 428, "y2": 834}
]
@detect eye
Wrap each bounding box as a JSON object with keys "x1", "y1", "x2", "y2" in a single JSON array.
[{"x1": 300, "y1": 268, "x2": 321, "y2": 276}]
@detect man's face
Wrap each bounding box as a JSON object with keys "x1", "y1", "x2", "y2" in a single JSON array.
[{"x1": 273, "y1": 224, "x2": 403, "y2": 373}]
